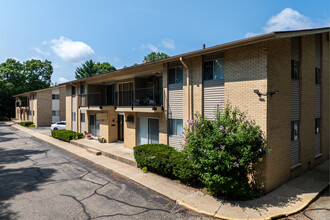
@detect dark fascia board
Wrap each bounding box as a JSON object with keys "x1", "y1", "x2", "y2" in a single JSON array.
[
  {"x1": 13, "y1": 85, "x2": 66, "y2": 97},
  {"x1": 274, "y1": 27, "x2": 330, "y2": 38}
]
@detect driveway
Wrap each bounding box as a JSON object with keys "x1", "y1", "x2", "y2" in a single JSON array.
[
  {"x1": 32, "y1": 126, "x2": 51, "y2": 136},
  {"x1": 0, "y1": 124, "x2": 209, "y2": 219}
]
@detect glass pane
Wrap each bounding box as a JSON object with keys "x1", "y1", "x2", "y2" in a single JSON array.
[
  {"x1": 169, "y1": 68, "x2": 176, "y2": 84},
  {"x1": 213, "y1": 58, "x2": 225, "y2": 79},
  {"x1": 204, "y1": 61, "x2": 213, "y2": 80},
  {"x1": 80, "y1": 85, "x2": 85, "y2": 94},
  {"x1": 294, "y1": 121, "x2": 299, "y2": 140},
  {"x1": 96, "y1": 120, "x2": 100, "y2": 137},
  {"x1": 175, "y1": 67, "x2": 183, "y2": 84},
  {"x1": 148, "y1": 118, "x2": 159, "y2": 144},
  {"x1": 176, "y1": 120, "x2": 183, "y2": 136},
  {"x1": 169, "y1": 119, "x2": 175, "y2": 136},
  {"x1": 291, "y1": 60, "x2": 300, "y2": 79},
  {"x1": 138, "y1": 117, "x2": 148, "y2": 145}
]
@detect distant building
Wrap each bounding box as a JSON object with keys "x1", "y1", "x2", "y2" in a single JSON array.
[{"x1": 14, "y1": 85, "x2": 66, "y2": 126}]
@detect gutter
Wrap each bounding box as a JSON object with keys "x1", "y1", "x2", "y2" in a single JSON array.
[{"x1": 180, "y1": 57, "x2": 191, "y2": 120}]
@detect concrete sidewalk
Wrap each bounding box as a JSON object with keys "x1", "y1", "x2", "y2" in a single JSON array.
[{"x1": 6, "y1": 122, "x2": 329, "y2": 220}]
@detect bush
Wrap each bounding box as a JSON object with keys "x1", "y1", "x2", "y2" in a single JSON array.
[
  {"x1": 20, "y1": 121, "x2": 35, "y2": 128},
  {"x1": 134, "y1": 144, "x2": 199, "y2": 184},
  {"x1": 183, "y1": 103, "x2": 269, "y2": 200},
  {"x1": 51, "y1": 130, "x2": 83, "y2": 142}
]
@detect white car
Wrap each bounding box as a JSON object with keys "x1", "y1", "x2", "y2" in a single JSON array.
[{"x1": 50, "y1": 121, "x2": 66, "y2": 130}]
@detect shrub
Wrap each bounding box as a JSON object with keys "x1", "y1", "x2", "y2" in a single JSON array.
[
  {"x1": 183, "y1": 102, "x2": 269, "y2": 200},
  {"x1": 20, "y1": 121, "x2": 35, "y2": 128},
  {"x1": 134, "y1": 144, "x2": 199, "y2": 184},
  {"x1": 51, "y1": 130, "x2": 83, "y2": 142}
]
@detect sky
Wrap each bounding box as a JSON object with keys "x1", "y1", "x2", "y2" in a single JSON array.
[{"x1": 0, "y1": 0, "x2": 329, "y2": 84}]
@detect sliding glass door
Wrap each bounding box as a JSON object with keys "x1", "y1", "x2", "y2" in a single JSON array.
[{"x1": 137, "y1": 117, "x2": 159, "y2": 145}]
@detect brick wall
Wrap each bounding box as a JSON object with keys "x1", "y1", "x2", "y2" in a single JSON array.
[
  {"x1": 317, "y1": 32, "x2": 329, "y2": 164},
  {"x1": 266, "y1": 38, "x2": 291, "y2": 192},
  {"x1": 60, "y1": 86, "x2": 66, "y2": 121},
  {"x1": 65, "y1": 85, "x2": 72, "y2": 130},
  {"x1": 124, "y1": 112, "x2": 136, "y2": 149},
  {"x1": 36, "y1": 89, "x2": 52, "y2": 127},
  {"x1": 225, "y1": 42, "x2": 268, "y2": 133}
]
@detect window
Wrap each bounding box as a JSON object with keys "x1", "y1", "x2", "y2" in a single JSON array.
[
  {"x1": 72, "y1": 112, "x2": 76, "y2": 121},
  {"x1": 169, "y1": 66, "x2": 183, "y2": 84},
  {"x1": 81, "y1": 113, "x2": 85, "y2": 122},
  {"x1": 72, "y1": 86, "x2": 76, "y2": 96},
  {"x1": 80, "y1": 84, "x2": 86, "y2": 95},
  {"x1": 33, "y1": 110, "x2": 35, "y2": 116},
  {"x1": 204, "y1": 58, "x2": 225, "y2": 80},
  {"x1": 169, "y1": 119, "x2": 183, "y2": 136},
  {"x1": 57, "y1": 121, "x2": 66, "y2": 125},
  {"x1": 52, "y1": 110, "x2": 60, "y2": 116},
  {"x1": 291, "y1": 121, "x2": 299, "y2": 140},
  {"x1": 52, "y1": 94, "x2": 60, "y2": 99},
  {"x1": 291, "y1": 60, "x2": 300, "y2": 79},
  {"x1": 315, "y1": 118, "x2": 321, "y2": 134},
  {"x1": 315, "y1": 68, "x2": 321, "y2": 84}
]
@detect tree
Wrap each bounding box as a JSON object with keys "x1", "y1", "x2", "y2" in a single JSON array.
[
  {"x1": 144, "y1": 52, "x2": 169, "y2": 62},
  {"x1": 0, "y1": 59, "x2": 53, "y2": 120},
  {"x1": 75, "y1": 60, "x2": 116, "y2": 79}
]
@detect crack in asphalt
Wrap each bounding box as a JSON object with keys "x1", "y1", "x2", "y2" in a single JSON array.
[{"x1": 60, "y1": 194, "x2": 92, "y2": 220}]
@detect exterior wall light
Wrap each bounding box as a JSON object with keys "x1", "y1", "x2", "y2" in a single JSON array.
[{"x1": 254, "y1": 89, "x2": 279, "y2": 97}]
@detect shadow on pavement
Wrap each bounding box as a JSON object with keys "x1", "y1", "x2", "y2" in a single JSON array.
[{"x1": 0, "y1": 146, "x2": 56, "y2": 219}]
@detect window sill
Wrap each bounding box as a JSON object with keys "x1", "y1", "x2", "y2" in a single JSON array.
[
  {"x1": 290, "y1": 163, "x2": 302, "y2": 170},
  {"x1": 315, "y1": 153, "x2": 323, "y2": 159}
]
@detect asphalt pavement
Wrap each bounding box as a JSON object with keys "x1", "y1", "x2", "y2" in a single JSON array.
[{"x1": 0, "y1": 124, "x2": 209, "y2": 220}]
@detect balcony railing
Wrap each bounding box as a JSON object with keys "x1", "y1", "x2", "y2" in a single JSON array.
[
  {"x1": 115, "y1": 87, "x2": 162, "y2": 109},
  {"x1": 78, "y1": 93, "x2": 103, "y2": 108},
  {"x1": 16, "y1": 101, "x2": 28, "y2": 107}
]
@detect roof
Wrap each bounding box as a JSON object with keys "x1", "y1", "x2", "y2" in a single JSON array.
[
  {"x1": 13, "y1": 84, "x2": 66, "y2": 97},
  {"x1": 60, "y1": 27, "x2": 329, "y2": 85}
]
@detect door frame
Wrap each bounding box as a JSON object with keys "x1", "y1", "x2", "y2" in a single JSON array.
[{"x1": 117, "y1": 113, "x2": 124, "y2": 141}]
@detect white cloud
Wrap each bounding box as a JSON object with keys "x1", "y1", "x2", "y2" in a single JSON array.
[
  {"x1": 50, "y1": 36, "x2": 94, "y2": 63},
  {"x1": 245, "y1": 8, "x2": 329, "y2": 38},
  {"x1": 141, "y1": 44, "x2": 158, "y2": 52},
  {"x1": 31, "y1": 47, "x2": 51, "y2": 56},
  {"x1": 114, "y1": 57, "x2": 120, "y2": 62},
  {"x1": 161, "y1": 39, "x2": 175, "y2": 49},
  {"x1": 58, "y1": 77, "x2": 68, "y2": 83}
]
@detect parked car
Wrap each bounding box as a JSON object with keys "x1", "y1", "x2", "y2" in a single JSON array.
[{"x1": 50, "y1": 121, "x2": 66, "y2": 130}]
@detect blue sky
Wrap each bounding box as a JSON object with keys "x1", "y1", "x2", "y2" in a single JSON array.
[{"x1": 0, "y1": 0, "x2": 329, "y2": 84}]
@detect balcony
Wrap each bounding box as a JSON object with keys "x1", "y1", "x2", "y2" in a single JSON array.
[
  {"x1": 78, "y1": 93, "x2": 108, "y2": 108},
  {"x1": 115, "y1": 87, "x2": 162, "y2": 110}
]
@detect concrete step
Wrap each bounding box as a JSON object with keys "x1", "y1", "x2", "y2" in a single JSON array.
[
  {"x1": 86, "y1": 148, "x2": 101, "y2": 156},
  {"x1": 70, "y1": 140, "x2": 137, "y2": 167}
]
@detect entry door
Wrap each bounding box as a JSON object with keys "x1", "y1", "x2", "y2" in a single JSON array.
[
  {"x1": 89, "y1": 115, "x2": 95, "y2": 136},
  {"x1": 137, "y1": 117, "x2": 159, "y2": 145},
  {"x1": 118, "y1": 114, "x2": 124, "y2": 141}
]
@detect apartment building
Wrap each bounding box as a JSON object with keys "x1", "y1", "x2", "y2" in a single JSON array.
[
  {"x1": 64, "y1": 27, "x2": 329, "y2": 193},
  {"x1": 14, "y1": 85, "x2": 66, "y2": 127}
]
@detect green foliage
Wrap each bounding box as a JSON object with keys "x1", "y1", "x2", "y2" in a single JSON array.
[
  {"x1": 0, "y1": 58, "x2": 53, "y2": 120},
  {"x1": 134, "y1": 144, "x2": 199, "y2": 184},
  {"x1": 141, "y1": 167, "x2": 148, "y2": 172},
  {"x1": 183, "y1": 103, "x2": 269, "y2": 200},
  {"x1": 51, "y1": 130, "x2": 83, "y2": 142},
  {"x1": 143, "y1": 52, "x2": 169, "y2": 62},
  {"x1": 20, "y1": 121, "x2": 35, "y2": 128},
  {"x1": 75, "y1": 59, "x2": 116, "y2": 79}
]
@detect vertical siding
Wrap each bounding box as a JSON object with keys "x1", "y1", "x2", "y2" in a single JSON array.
[
  {"x1": 315, "y1": 133, "x2": 321, "y2": 155},
  {"x1": 169, "y1": 135, "x2": 183, "y2": 151},
  {"x1": 291, "y1": 140, "x2": 300, "y2": 167},
  {"x1": 168, "y1": 84, "x2": 183, "y2": 148},
  {"x1": 168, "y1": 84, "x2": 183, "y2": 119},
  {"x1": 291, "y1": 80, "x2": 300, "y2": 120},
  {"x1": 315, "y1": 85, "x2": 321, "y2": 118},
  {"x1": 203, "y1": 79, "x2": 225, "y2": 119}
]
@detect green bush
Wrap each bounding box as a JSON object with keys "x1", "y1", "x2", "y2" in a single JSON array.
[
  {"x1": 134, "y1": 144, "x2": 199, "y2": 184},
  {"x1": 51, "y1": 130, "x2": 83, "y2": 142},
  {"x1": 20, "y1": 121, "x2": 35, "y2": 127},
  {"x1": 183, "y1": 103, "x2": 269, "y2": 200}
]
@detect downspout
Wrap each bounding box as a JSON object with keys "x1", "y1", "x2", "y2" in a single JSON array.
[{"x1": 180, "y1": 57, "x2": 191, "y2": 120}]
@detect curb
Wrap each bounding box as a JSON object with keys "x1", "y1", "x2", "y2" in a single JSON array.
[{"x1": 6, "y1": 123, "x2": 329, "y2": 220}]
